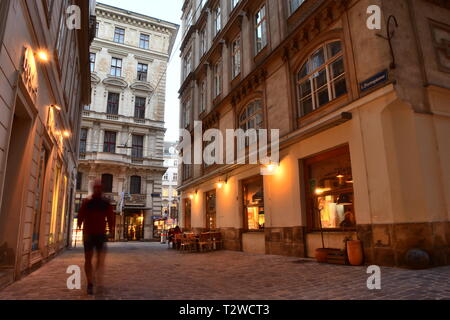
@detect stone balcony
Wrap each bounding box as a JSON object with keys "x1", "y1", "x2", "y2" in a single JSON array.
[
  {"x1": 79, "y1": 151, "x2": 164, "y2": 168},
  {"x1": 82, "y1": 110, "x2": 165, "y2": 130},
  {"x1": 124, "y1": 194, "x2": 147, "y2": 207}
]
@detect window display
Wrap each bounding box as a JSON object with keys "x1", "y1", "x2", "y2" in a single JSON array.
[
  {"x1": 304, "y1": 146, "x2": 355, "y2": 230},
  {"x1": 243, "y1": 176, "x2": 265, "y2": 231}
]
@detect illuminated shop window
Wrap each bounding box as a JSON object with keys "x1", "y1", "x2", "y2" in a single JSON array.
[
  {"x1": 303, "y1": 146, "x2": 355, "y2": 231},
  {"x1": 243, "y1": 176, "x2": 265, "y2": 231}
]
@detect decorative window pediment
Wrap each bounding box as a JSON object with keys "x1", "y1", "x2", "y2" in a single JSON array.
[
  {"x1": 102, "y1": 76, "x2": 128, "y2": 90},
  {"x1": 130, "y1": 81, "x2": 154, "y2": 94}
]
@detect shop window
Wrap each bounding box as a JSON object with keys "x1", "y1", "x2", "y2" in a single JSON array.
[
  {"x1": 303, "y1": 146, "x2": 355, "y2": 231},
  {"x1": 297, "y1": 41, "x2": 347, "y2": 117},
  {"x1": 32, "y1": 146, "x2": 49, "y2": 251},
  {"x1": 243, "y1": 176, "x2": 265, "y2": 231},
  {"x1": 130, "y1": 176, "x2": 141, "y2": 194},
  {"x1": 102, "y1": 174, "x2": 113, "y2": 193}
]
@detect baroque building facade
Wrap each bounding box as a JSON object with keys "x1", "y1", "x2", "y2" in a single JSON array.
[
  {"x1": 178, "y1": 0, "x2": 450, "y2": 267},
  {"x1": 75, "y1": 3, "x2": 178, "y2": 241},
  {"x1": 0, "y1": 0, "x2": 95, "y2": 288}
]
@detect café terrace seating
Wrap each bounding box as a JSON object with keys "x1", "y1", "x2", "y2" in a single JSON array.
[{"x1": 171, "y1": 232, "x2": 223, "y2": 253}]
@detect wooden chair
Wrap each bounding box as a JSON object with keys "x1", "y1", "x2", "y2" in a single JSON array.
[
  {"x1": 198, "y1": 233, "x2": 212, "y2": 252},
  {"x1": 180, "y1": 234, "x2": 197, "y2": 252}
]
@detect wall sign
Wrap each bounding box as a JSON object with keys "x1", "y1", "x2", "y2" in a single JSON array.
[
  {"x1": 359, "y1": 69, "x2": 388, "y2": 93},
  {"x1": 21, "y1": 46, "x2": 38, "y2": 103}
]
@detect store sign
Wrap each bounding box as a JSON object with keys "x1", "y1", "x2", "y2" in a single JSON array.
[
  {"x1": 21, "y1": 46, "x2": 38, "y2": 103},
  {"x1": 359, "y1": 69, "x2": 388, "y2": 92}
]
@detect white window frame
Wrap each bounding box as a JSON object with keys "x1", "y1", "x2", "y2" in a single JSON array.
[{"x1": 255, "y1": 4, "x2": 268, "y2": 55}]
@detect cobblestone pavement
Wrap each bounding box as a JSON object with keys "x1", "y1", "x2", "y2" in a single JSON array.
[{"x1": 0, "y1": 242, "x2": 449, "y2": 300}]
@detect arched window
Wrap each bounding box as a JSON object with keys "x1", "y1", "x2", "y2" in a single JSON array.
[
  {"x1": 297, "y1": 40, "x2": 347, "y2": 117},
  {"x1": 239, "y1": 100, "x2": 264, "y2": 131},
  {"x1": 101, "y1": 174, "x2": 113, "y2": 193},
  {"x1": 130, "y1": 175, "x2": 141, "y2": 194}
]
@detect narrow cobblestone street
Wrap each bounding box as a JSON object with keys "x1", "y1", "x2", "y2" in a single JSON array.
[{"x1": 0, "y1": 243, "x2": 449, "y2": 300}]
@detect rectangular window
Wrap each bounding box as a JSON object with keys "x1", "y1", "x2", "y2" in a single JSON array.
[
  {"x1": 114, "y1": 27, "x2": 125, "y2": 43},
  {"x1": 106, "y1": 92, "x2": 120, "y2": 115},
  {"x1": 304, "y1": 146, "x2": 355, "y2": 231},
  {"x1": 200, "y1": 27, "x2": 206, "y2": 56},
  {"x1": 89, "y1": 53, "x2": 96, "y2": 72},
  {"x1": 134, "y1": 97, "x2": 146, "y2": 119},
  {"x1": 76, "y1": 172, "x2": 82, "y2": 191},
  {"x1": 231, "y1": 0, "x2": 240, "y2": 10},
  {"x1": 199, "y1": 80, "x2": 206, "y2": 114},
  {"x1": 289, "y1": 0, "x2": 305, "y2": 14},
  {"x1": 183, "y1": 164, "x2": 192, "y2": 181},
  {"x1": 183, "y1": 49, "x2": 192, "y2": 79},
  {"x1": 213, "y1": 60, "x2": 222, "y2": 97},
  {"x1": 163, "y1": 173, "x2": 169, "y2": 181},
  {"x1": 137, "y1": 63, "x2": 148, "y2": 81},
  {"x1": 132, "y1": 135, "x2": 144, "y2": 159},
  {"x1": 232, "y1": 36, "x2": 241, "y2": 79},
  {"x1": 95, "y1": 22, "x2": 99, "y2": 37},
  {"x1": 213, "y1": 5, "x2": 221, "y2": 37},
  {"x1": 139, "y1": 33, "x2": 150, "y2": 49},
  {"x1": 172, "y1": 173, "x2": 178, "y2": 181},
  {"x1": 79, "y1": 128, "x2": 88, "y2": 154},
  {"x1": 130, "y1": 176, "x2": 142, "y2": 194},
  {"x1": 102, "y1": 174, "x2": 113, "y2": 193},
  {"x1": 183, "y1": 99, "x2": 191, "y2": 128},
  {"x1": 111, "y1": 57, "x2": 122, "y2": 77},
  {"x1": 243, "y1": 176, "x2": 265, "y2": 231},
  {"x1": 103, "y1": 131, "x2": 117, "y2": 153},
  {"x1": 255, "y1": 5, "x2": 268, "y2": 54}
]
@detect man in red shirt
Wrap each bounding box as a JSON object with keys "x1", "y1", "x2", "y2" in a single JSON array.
[{"x1": 77, "y1": 179, "x2": 115, "y2": 295}]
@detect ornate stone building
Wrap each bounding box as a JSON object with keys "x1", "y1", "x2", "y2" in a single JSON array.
[
  {"x1": 161, "y1": 142, "x2": 180, "y2": 220},
  {"x1": 75, "y1": 3, "x2": 178, "y2": 241},
  {"x1": 178, "y1": 0, "x2": 450, "y2": 267},
  {"x1": 0, "y1": 0, "x2": 95, "y2": 288}
]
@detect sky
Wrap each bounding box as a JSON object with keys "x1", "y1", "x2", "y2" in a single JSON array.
[{"x1": 100, "y1": 0, "x2": 183, "y2": 142}]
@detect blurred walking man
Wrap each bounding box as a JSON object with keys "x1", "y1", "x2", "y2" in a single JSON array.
[{"x1": 77, "y1": 179, "x2": 115, "y2": 295}]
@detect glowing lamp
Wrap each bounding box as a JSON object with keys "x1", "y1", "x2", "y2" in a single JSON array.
[
  {"x1": 36, "y1": 50, "x2": 49, "y2": 62},
  {"x1": 62, "y1": 130, "x2": 71, "y2": 138}
]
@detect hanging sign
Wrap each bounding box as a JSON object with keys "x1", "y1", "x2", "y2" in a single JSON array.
[{"x1": 21, "y1": 46, "x2": 38, "y2": 104}]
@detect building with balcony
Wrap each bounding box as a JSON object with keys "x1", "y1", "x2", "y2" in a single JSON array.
[
  {"x1": 0, "y1": 0, "x2": 95, "y2": 287},
  {"x1": 178, "y1": 0, "x2": 450, "y2": 267},
  {"x1": 75, "y1": 3, "x2": 179, "y2": 241}
]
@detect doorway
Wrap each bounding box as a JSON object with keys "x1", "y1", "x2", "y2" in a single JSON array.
[{"x1": 124, "y1": 211, "x2": 144, "y2": 241}]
